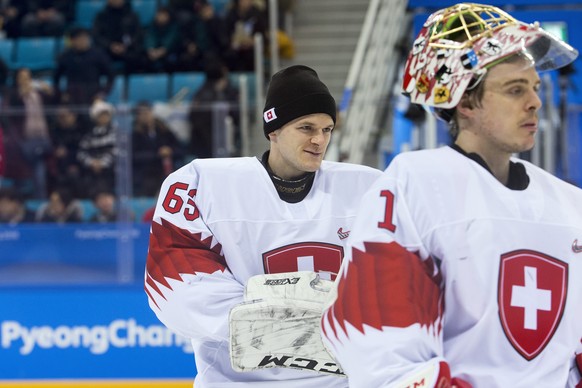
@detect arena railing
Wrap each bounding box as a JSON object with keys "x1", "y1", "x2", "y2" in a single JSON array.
[{"x1": 0, "y1": 95, "x2": 257, "y2": 287}]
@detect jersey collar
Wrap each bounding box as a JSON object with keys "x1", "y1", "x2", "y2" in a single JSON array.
[
  {"x1": 259, "y1": 151, "x2": 316, "y2": 203},
  {"x1": 450, "y1": 144, "x2": 530, "y2": 190}
]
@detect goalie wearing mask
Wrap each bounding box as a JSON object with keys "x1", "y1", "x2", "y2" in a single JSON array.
[
  {"x1": 321, "y1": 3, "x2": 582, "y2": 388},
  {"x1": 145, "y1": 65, "x2": 381, "y2": 387}
]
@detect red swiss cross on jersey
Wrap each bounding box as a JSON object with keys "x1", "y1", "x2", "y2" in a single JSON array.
[
  {"x1": 498, "y1": 249, "x2": 568, "y2": 360},
  {"x1": 262, "y1": 242, "x2": 343, "y2": 281}
]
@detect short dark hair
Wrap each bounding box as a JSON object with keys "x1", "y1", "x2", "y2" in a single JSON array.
[
  {"x1": 68, "y1": 27, "x2": 90, "y2": 39},
  {"x1": 52, "y1": 187, "x2": 76, "y2": 207},
  {"x1": 449, "y1": 76, "x2": 487, "y2": 139},
  {"x1": 134, "y1": 100, "x2": 152, "y2": 111},
  {"x1": 0, "y1": 188, "x2": 22, "y2": 203},
  {"x1": 91, "y1": 189, "x2": 114, "y2": 203}
]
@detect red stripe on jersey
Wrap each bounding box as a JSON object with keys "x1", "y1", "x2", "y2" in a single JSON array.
[
  {"x1": 576, "y1": 352, "x2": 582, "y2": 388},
  {"x1": 144, "y1": 285, "x2": 160, "y2": 309},
  {"x1": 145, "y1": 272, "x2": 166, "y2": 302},
  {"x1": 145, "y1": 218, "x2": 227, "y2": 303},
  {"x1": 328, "y1": 241, "x2": 443, "y2": 338},
  {"x1": 437, "y1": 361, "x2": 452, "y2": 388},
  {"x1": 451, "y1": 376, "x2": 473, "y2": 388}
]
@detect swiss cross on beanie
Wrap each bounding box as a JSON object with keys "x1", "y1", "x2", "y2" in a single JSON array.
[{"x1": 263, "y1": 65, "x2": 336, "y2": 139}]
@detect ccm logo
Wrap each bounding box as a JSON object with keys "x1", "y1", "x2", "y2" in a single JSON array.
[{"x1": 258, "y1": 355, "x2": 345, "y2": 375}]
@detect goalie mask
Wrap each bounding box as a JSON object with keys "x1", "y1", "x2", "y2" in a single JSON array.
[{"x1": 402, "y1": 2, "x2": 578, "y2": 121}]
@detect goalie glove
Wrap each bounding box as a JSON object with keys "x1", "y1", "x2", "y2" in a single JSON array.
[{"x1": 229, "y1": 271, "x2": 345, "y2": 376}]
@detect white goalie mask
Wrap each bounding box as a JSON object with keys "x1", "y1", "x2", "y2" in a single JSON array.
[{"x1": 401, "y1": 3, "x2": 579, "y2": 120}]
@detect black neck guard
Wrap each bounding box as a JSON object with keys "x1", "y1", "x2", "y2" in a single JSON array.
[
  {"x1": 450, "y1": 144, "x2": 530, "y2": 190},
  {"x1": 260, "y1": 151, "x2": 316, "y2": 203}
]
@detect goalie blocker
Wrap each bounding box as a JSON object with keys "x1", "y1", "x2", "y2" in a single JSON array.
[{"x1": 229, "y1": 271, "x2": 345, "y2": 376}]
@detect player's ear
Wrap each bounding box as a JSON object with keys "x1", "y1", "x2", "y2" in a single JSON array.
[
  {"x1": 268, "y1": 128, "x2": 280, "y2": 142},
  {"x1": 456, "y1": 94, "x2": 474, "y2": 118}
]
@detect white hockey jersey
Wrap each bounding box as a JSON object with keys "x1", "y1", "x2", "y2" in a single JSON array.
[
  {"x1": 145, "y1": 156, "x2": 381, "y2": 387},
  {"x1": 322, "y1": 146, "x2": 582, "y2": 388}
]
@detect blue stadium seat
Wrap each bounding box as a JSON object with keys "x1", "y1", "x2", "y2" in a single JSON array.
[
  {"x1": 132, "y1": 0, "x2": 157, "y2": 25},
  {"x1": 170, "y1": 72, "x2": 206, "y2": 102},
  {"x1": 0, "y1": 177, "x2": 15, "y2": 189},
  {"x1": 131, "y1": 197, "x2": 156, "y2": 221},
  {"x1": 79, "y1": 200, "x2": 97, "y2": 222},
  {"x1": 75, "y1": 0, "x2": 106, "y2": 28},
  {"x1": 0, "y1": 39, "x2": 15, "y2": 68},
  {"x1": 25, "y1": 199, "x2": 44, "y2": 215},
  {"x1": 107, "y1": 76, "x2": 126, "y2": 104},
  {"x1": 14, "y1": 37, "x2": 58, "y2": 71},
  {"x1": 211, "y1": 0, "x2": 231, "y2": 15},
  {"x1": 229, "y1": 72, "x2": 257, "y2": 105},
  {"x1": 56, "y1": 35, "x2": 69, "y2": 55},
  {"x1": 127, "y1": 74, "x2": 170, "y2": 104}
]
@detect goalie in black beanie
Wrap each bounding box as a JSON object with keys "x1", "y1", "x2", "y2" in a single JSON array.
[
  {"x1": 260, "y1": 65, "x2": 342, "y2": 203},
  {"x1": 263, "y1": 65, "x2": 337, "y2": 139},
  {"x1": 145, "y1": 64, "x2": 381, "y2": 387}
]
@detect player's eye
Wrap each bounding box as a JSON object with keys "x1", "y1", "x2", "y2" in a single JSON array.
[{"x1": 507, "y1": 86, "x2": 525, "y2": 96}]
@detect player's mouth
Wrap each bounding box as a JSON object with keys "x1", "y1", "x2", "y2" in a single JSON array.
[
  {"x1": 520, "y1": 120, "x2": 538, "y2": 132},
  {"x1": 304, "y1": 150, "x2": 322, "y2": 157}
]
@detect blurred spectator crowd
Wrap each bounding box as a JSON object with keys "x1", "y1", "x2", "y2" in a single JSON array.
[
  {"x1": 0, "y1": 0, "x2": 296, "y2": 223},
  {"x1": 0, "y1": 0, "x2": 283, "y2": 73}
]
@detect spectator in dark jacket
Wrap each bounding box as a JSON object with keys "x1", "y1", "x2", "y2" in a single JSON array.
[
  {"x1": 188, "y1": 57, "x2": 239, "y2": 158},
  {"x1": 48, "y1": 105, "x2": 90, "y2": 196},
  {"x1": 77, "y1": 101, "x2": 117, "y2": 197},
  {"x1": 167, "y1": 0, "x2": 206, "y2": 25},
  {"x1": 90, "y1": 189, "x2": 116, "y2": 223},
  {"x1": 0, "y1": 188, "x2": 36, "y2": 224},
  {"x1": 92, "y1": 0, "x2": 145, "y2": 73},
  {"x1": 54, "y1": 27, "x2": 114, "y2": 107},
  {"x1": 224, "y1": 0, "x2": 267, "y2": 71},
  {"x1": 0, "y1": 57, "x2": 8, "y2": 95},
  {"x1": 0, "y1": 1, "x2": 28, "y2": 38},
  {"x1": 176, "y1": 1, "x2": 229, "y2": 72},
  {"x1": 132, "y1": 101, "x2": 183, "y2": 196},
  {"x1": 36, "y1": 187, "x2": 83, "y2": 223},
  {"x1": 20, "y1": 0, "x2": 74, "y2": 37},
  {"x1": 143, "y1": 6, "x2": 179, "y2": 73}
]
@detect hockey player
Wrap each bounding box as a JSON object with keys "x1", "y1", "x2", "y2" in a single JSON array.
[
  {"x1": 145, "y1": 65, "x2": 381, "y2": 387},
  {"x1": 321, "y1": 3, "x2": 582, "y2": 387}
]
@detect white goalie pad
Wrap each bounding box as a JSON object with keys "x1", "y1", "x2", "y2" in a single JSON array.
[
  {"x1": 243, "y1": 270, "x2": 336, "y2": 303},
  {"x1": 229, "y1": 271, "x2": 344, "y2": 376}
]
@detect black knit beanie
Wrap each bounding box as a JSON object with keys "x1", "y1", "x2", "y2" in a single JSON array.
[{"x1": 263, "y1": 65, "x2": 336, "y2": 139}]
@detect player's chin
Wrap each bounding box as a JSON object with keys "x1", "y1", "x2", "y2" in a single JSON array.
[
  {"x1": 302, "y1": 158, "x2": 323, "y2": 172},
  {"x1": 513, "y1": 139, "x2": 535, "y2": 154}
]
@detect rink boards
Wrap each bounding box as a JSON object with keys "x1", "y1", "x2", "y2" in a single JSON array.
[
  {"x1": 0, "y1": 228, "x2": 196, "y2": 386},
  {"x1": 0, "y1": 380, "x2": 192, "y2": 387}
]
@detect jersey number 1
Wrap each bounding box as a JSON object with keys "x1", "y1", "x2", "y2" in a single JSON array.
[{"x1": 378, "y1": 190, "x2": 396, "y2": 232}]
